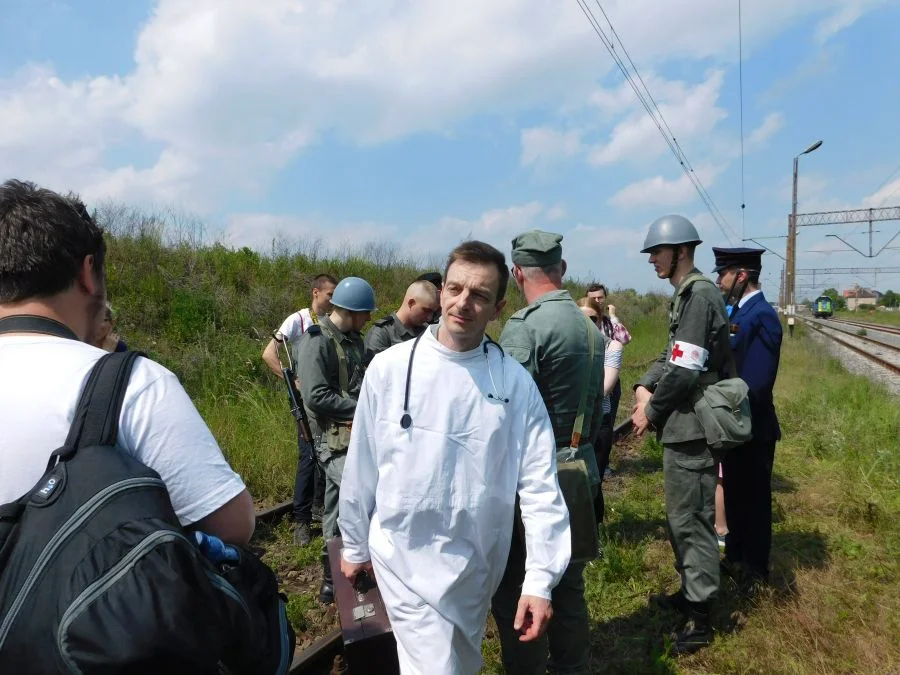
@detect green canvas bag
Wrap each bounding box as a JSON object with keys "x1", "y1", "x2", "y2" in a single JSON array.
[{"x1": 673, "y1": 273, "x2": 753, "y2": 451}]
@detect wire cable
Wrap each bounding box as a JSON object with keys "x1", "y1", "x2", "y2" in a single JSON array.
[
  {"x1": 738, "y1": 0, "x2": 746, "y2": 238},
  {"x1": 577, "y1": 0, "x2": 738, "y2": 244}
]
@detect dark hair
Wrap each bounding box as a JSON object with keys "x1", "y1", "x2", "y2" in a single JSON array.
[
  {"x1": 444, "y1": 240, "x2": 509, "y2": 302},
  {"x1": 415, "y1": 271, "x2": 443, "y2": 288},
  {"x1": 587, "y1": 283, "x2": 608, "y2": 296},
  {"x1": 0, "y1": 179, "x2": 105, "y2": 303},
  {"x1": 313, "y1": 273, "x2": 337, "y2": 290}
]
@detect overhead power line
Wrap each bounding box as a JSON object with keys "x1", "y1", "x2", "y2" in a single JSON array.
[
  {"x1": 737, "y1": 0, "x2": 746, "y2": 237},
  {"x1": 576, "y1": 0, "x2": 739, "y2": 244}
]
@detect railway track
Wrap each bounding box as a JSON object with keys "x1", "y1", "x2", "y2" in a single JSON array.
[
  {"x1": 260, "y1": 419, "x2": 636, "y2": 675},
  {"x1": 829, "y1": 318, "x2": 900, "y2": 337},
  {"x1": 802, "y1": 317, "x2": 900, "y2": 376}
]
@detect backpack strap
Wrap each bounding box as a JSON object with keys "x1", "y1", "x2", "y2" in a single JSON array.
[
  {"x1": 0, "y1": 315, "x2": 78, "y2": 341},
  {"x1": 60, "y1": 350, "x2": 144, "y2": 455}
]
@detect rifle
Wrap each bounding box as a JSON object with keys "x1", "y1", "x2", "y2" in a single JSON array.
[{"x1": 273, "y1": 332, "x2": 314, "y2": 444}]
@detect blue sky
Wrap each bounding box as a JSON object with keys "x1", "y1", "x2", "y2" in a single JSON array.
[{"x1": 1, "y1": 0, "x2": 899, "y2": 295}]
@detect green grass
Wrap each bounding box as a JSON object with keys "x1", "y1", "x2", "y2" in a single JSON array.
[
  {"x1": 833, "y1": 308, "x2": 900, "y2": 327},
  {"x1": 100, "y1": 218, "x2": 899, "y2": 671},
  {"x1": 479, "y1": 320, "x2": 900, "y2": 673}
]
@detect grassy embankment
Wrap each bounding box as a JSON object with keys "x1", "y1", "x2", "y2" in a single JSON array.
[
  {"x1": 482, "y1": 319, "x2": 900, "y2": 673},
  {"x1": 103, "y1": 219, "x2": 898, "y2": 672},
  {"x1": 101, "y1": 210, "x2": 662, "y2": 504}
]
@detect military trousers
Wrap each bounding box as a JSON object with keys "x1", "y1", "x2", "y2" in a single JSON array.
[
  {"x1": 292, "y1": 421, "x2": 325, "y2": 523},
  {"x1": 722, "y1": 438, "x2": 776, "y2": 579},
  {"x1": 317, "y1": 443, "x2": 348, "y2": 553},
  {"x1": 491, "y1": 525, "x2": 592, "y2": 675},
  {"x1": 663, "y1": 439, "x2": 720, "y2": 604}
]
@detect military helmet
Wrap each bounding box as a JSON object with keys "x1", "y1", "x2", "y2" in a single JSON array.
[
  {"x1": 640, "y1": 215, "x2": 702, "y2": 253},
  {"x1": 330, "y1": 277, "x2": 377, "y2": 312}
]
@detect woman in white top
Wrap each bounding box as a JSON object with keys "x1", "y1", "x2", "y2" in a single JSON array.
[{"x1": 577, "y1": 297, "x2": 622, "y2": 524}]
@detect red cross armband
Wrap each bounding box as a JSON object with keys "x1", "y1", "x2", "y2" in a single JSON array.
[{"x1": 669, "y1": 341, "x2": 708, "y2": 371}]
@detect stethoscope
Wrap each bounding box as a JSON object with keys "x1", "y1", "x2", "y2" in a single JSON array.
[{"x1": 399, "y1": 329, "x2": 509, "y2": 429}]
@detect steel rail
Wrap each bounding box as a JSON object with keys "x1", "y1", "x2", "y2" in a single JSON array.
[
  {"x1": 802, "y1": 319, "x2": 900, "y2": 375},
  {"x1": 829, "y1": 318, "x2": 900, "y2": 337}
]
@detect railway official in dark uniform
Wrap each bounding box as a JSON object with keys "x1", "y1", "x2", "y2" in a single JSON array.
[
  {"x1": 296, "y1": 276, "x2": 375, "y2": 604},
  {"x1": 713, "y1": 247, "x2": 783, "y2": 591},
  {"x1": 632, "y1": 215, "x2": 731, "y2": 655},
  {"x1": 492, "y1": 230, "x2": 604, "y2": 675},
  {"x1": 363, "y1": 280, "x2": 440, "y2": 363}
]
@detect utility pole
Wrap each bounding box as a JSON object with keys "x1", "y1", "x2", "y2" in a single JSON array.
[{"x1": 788, "y1": 140, "x2": 823, "y2": 314}]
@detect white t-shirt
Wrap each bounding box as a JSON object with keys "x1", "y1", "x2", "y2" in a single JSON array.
[
  {"x1": 276, "y1": 308, "x2": 318, "y2": 345},
  {"x1": 0, "y1": 336, "x2": 247, "y2": 526}
]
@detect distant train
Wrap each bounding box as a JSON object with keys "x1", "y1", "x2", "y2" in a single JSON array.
[{"x1": 813, "y1": 295, "x2": 834, "y2": 318}]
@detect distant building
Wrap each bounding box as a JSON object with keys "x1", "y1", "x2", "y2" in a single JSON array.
[{"x1": 842, "y1": 287, "x2": 881, "y2": 311}]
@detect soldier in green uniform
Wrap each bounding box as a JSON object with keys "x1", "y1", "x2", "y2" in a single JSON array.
[
  {"x1": 491, "y1": 230, "x2": 604, "y2": 675},
  {"x1": 296, "y1": 276, "x2": 376, "y2": 604},
  {"x1": 631, "y1": 215, "x2": 730, "y2": 655},
  {"x1": 363, "y1": 280, "x2": 440, "y2": 363}
]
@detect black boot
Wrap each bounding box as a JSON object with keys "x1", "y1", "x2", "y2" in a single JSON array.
[
  {"x1": 670, "y1": 601, "x2": 713, "y2": 655},
  {"x1": 650, "y1": 588, "x2": 689, "y2": 616},
  {"x1": 319, "y1": 552, "x2": 334, "y2": 605}
]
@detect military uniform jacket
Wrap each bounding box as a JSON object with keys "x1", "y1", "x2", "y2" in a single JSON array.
[
  {"x1": 363, "y1": 312, "x2": 418, "y2": 365},
  {"x1": 729, "y1": 291, "x2": 782, "y2": 442},
  {"x1": 296, "y1": 315, "x2": 365, "y2": 427},
  {"x1": 500, "y1": 289, "x2": 605, "y2": 484},
  {"x1": 636, "y1": 269, "x2": 731, "y2": 444}
]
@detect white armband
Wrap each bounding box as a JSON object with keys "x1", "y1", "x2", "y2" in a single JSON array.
[{"x1": 669, "y1": 341, "x2": 708, "y2": 371}]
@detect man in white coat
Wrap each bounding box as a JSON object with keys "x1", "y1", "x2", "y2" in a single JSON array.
[{"x1": 338, "y1": 240, "x2": 572, "y2": 675}]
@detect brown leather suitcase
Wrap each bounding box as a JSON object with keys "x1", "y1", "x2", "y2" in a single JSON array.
[{"x1": 327, "y1": 537, "x2": 401, "y2": 675}]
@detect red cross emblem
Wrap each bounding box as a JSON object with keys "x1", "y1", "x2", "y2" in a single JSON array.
[{"x1": 671, "y1": 343, "x2": 684, "y2": 359}]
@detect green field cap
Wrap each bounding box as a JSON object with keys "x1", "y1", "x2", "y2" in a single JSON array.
[{"x1": 511, "y1": 229, "x2": 564, "y2": 267}]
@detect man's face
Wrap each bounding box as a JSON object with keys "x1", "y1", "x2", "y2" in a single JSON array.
[
  {"x1": 350, "y1": 310, "x2": 371, "y2": 333},
  {"x1": 647, "y1": 246, "x2": 675, "y2": 279},
  {"x1": 440, "y1": 260, "x2": 506, "y2": 344},
  {"x1": 715, "y1": 268, "x2": 738, "y2": 291},
  {"x1": 409, "y1": 297, "x2": 441, "y2": 328},
  {"x1": 587, "y1": 289, "x2": 606, "y2": 310},
  {"x1": 83, "y1": 256, "x2": 108, "y2": 347},
  {"x1": 312, "y1": 283, "x2": 336, "y2": 313}
]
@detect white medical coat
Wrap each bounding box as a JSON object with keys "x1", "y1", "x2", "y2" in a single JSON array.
[{"x1": 338, "y1": 327, "x2": 571, "y2": 675}]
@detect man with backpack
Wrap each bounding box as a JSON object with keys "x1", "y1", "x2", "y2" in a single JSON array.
[
  {"x1": 0, "y1": 180, "x2": 290, "y2": 674},
  {"x1": 631, "y1": 214, "x2": 731, "y2": 655}
]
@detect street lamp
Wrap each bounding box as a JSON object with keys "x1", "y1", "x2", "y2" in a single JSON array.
[{"x1": 787, "y1": 139, "x2": 824, "y2": 313}]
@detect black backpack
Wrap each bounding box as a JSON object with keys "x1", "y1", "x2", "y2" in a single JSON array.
[{"x1": 0, "y1": 319, "x2": 294, "y2": 675}]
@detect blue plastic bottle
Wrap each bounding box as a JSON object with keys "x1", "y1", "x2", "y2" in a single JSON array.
[{"x1": 193, "y1": 531, "x2": 240, "y2": 563}]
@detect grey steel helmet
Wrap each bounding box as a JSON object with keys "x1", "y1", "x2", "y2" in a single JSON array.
[
  {"x1": 330, "y1": 276, "x2": 377, "y2": 312},
  {"x1": 640, "y1": 215, "x2": 702, "y2": 253}
]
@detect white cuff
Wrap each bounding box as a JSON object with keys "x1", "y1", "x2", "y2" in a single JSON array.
[
  {"x1": 340, "y1": 543, "x2": 371, "y2": 564},
  {"x1": 521, "y1": 570, "x2": 554, "y2": 600}
]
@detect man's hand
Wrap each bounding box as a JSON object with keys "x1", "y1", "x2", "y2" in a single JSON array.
[
  {"x1": 513, "y1": 595, "x2": 552, "y2": 642},
  {"x1": 631, "y1": 386, "x2": 653, "y2": 437},
  {"x1": 340, "y1": 557, "x2": 375, "y2": 585}
]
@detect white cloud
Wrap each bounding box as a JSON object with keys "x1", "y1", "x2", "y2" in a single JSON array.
[
  {"x1": 747, "y1": 112, "x2": 785, "y2": 149},
  {"x1": 587, "y1": 70, "x2": 727, "y2": 167},
  {"x1": 862, "y1": 177, "x2": 900, "y2": 208},
  {"x1": 608, "y1": 164, "x2": 725, "y2": 210},
  {"x1": 520, "y1": 127, "x2": 582, "y2": 166},
  {"x1": 0, "y1": 0, "x2": 889, "y2": 211},
  {"x1": 813, "y1": 0, "x2": 895, "y2": 43}
]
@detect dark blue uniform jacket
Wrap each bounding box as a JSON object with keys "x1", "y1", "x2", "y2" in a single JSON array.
[{"x1": 730, "y1": 291, "x2": 782, "y2": 442}]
